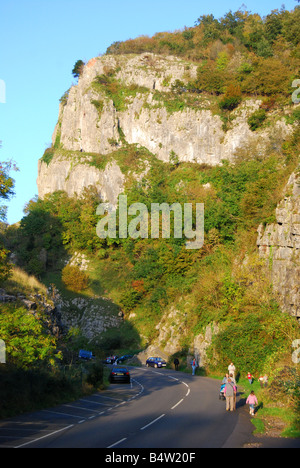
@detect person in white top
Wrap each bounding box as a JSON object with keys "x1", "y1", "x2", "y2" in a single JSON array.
[{"x1": 228, "y1": 362, "x2": 236, "y2": 379}]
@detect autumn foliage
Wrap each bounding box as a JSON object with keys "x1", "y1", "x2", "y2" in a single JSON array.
[{"x1": 106, "y1": 7, "x2": 300, "y2": 99}]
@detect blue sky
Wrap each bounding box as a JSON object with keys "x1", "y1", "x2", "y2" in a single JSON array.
[{"x1": 0, "y1": 0, "x2": 298, "y2": 224}]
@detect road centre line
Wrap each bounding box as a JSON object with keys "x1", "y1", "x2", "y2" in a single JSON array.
[
  {"x1": 171, "y1": 399, "x2": 184, "y2": 410},
  {"x1": 107, "y1": 437, "x2": 127, "y2": 449},
  {"x1": 15, "y1": 424, "x2": 74, "y2": 449},
  {"x1": 140, "y1": 414, "x2": 165, "y2": 431}
]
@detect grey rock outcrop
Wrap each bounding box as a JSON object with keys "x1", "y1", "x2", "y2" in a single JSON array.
[
  {"x1": 37, "y1": 156, "x2": 125, "y2": 206},
  {"x1": 257, "y1": 172, "x2": 300, "y2": 318},
  {"x1": 37, "y1": 53, "x2": 293, "y2": 201},
  {"x1": 54, "y1": 294, "x2": 121, "y2": 341}
]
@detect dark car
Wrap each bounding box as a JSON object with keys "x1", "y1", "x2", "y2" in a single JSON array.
[
  {"x1": 146, "y1": 357, "x2": 167, "y2": 368},
  {"x1": 109, "y1": 366, "x2": 131, "y2": 384},
  {"x1": 116, "y1": 354, "x2": 133, "y2": 364}
]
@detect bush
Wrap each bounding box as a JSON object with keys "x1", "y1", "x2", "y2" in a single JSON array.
[
  {"x1": 62, "y1": 264, "x2": 89, "y2": 292},
  {"x1": 219, "y1": 84, "x2": 242, "y2": 111},
  {"x1": 0, "y1": 246, "x2": 12, "y2": 285},
  {"x1": 0, "y1": 365, "x2": 82, "y2": 418},
  {"x1": 86, "y1": 361, "x2": 104, "y2": 388},
  {"x1": 248, "y1": 109, "x2": 267, "y2": 131},
  {"x1": 219, "y1": 95, "x2": 242, "y2": 111}
]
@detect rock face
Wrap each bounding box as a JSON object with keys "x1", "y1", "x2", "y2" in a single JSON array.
[
  {"x1": 37, "y1": 156, "x2": 124, "y2": 206},
  {"x1": 257, "y1": 172, "x2": 300, "y2": 318},
  {"x1": 54, "y1": 294, "x2": 121, "y2": 341},
  {"x1": 37, "y1": 53, "x2": 292, "y2": 201}
]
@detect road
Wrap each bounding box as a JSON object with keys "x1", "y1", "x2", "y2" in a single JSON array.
[{"x1": 0, "y1": 366, "x2": 298, "y2": 449}]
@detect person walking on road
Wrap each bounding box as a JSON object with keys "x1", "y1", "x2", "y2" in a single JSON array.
[
  {"x1": 174, "y1": 358, "x2": 179, "y2": 371},
  {"x1": 224, "y1": 378, "x2": 236, "y2": 412},
  {"x1": 192, "y1": 358, "x2": 197, "y2": 375},
  {"x1": 246, "y1": 390, "x2": 258, "y2": 416}
]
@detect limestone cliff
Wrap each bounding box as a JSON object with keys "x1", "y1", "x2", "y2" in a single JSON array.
[
  {"x1": 257, "y1": 172, "x2": 300, "y2": 318},
  {"x1": 37, "y1": 53, "x2": 292, "y2": 202}
]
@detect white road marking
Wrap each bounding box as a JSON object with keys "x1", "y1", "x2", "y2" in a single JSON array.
[
  {"x1": 64, "y1": 404, "x2": 98, "y2": 413},
  {"x1": 171, "y1": 399, "x2": 184, "y2": 410},
  {"x1": 140, "y1": 414, "x2": 165, "y2": 431},
  {"x1": 14, "y1": 424, "x2": 74, "y2": 448},
  {"x1": 107, "y1": 437, "x2": 127, "y2": 448},
  {"x1": 42, "y1": 409, "x2": 83, "y2": 419}
]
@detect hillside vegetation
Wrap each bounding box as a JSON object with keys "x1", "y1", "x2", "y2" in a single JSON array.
[
  {"x1": 0, "y1": 7, "x2": 299, "y2": 434},
  {"x1": 107, "y1": 7, "x2": 300, "y2": 101}
]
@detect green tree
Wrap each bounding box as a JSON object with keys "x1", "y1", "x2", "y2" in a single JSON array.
[
  {"x1": 0, "y1": 159, "x2": 17, "y2": 221},
  {"x1": 0, "y1": 246, "x2": 11, "y2": 284},
  {"x1": 0, "y1": 151, "x2": 17, "y2": 284},
  {"x1": 72, "y1": 59, "x2": 85, "y2": 79},
  {"x1": 264, "y1": 9, "x2": 284, "y2": 44},
  {"x1": 0, "y1": 304, "x2": 59, "y2": 368}
]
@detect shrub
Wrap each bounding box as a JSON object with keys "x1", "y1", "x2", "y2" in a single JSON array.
[
  {"x1": 219, "y1": 84, "x2": 242, "y2": 111},
  {"x1": 219, "y1": 95, "x2": 242, "y2": 111},
  {"x1": 62, "y1": 264, "x2": 89, "y2": 292},
  {"x1": 0, "y1": 246, "x2": 12, "y2": 284},
  {"x1": 248, "y1": 109, "x2": 267, "y2": 131},
  {"x1": 86, "y1": 361, "x2": 104, "y2": 388}
]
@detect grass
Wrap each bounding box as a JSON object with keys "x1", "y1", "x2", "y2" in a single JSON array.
[
  {"x1": 4, "y1": 266, "x2": 48, "y2": 297},
  {"x1": 238, "y1": 377, "x2": 300, "y2": 440}
]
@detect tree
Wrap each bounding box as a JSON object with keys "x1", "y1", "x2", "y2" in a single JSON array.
[
  {"x1": 72, "y1": 60, "x2": 85, "y2": 79},
  {"x1": 0, "y1": 159, "x2": 17, "y2": 221},
  {"x1": 264, "y1": 9, "x2": 284, "y2": 44},
  {"x1": 0, "y1": 146, "x2": 17, "y2": 284},
  {"x1": 0, "y1": 304, "x2": 58, "y2": 368}
]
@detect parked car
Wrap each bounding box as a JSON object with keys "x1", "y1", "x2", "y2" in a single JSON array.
[
  {"x1": 146, "y1": 357, "x2": 167, "y2": 368},
  {"x1": 109, "y1": 366, "x2": 131, "y2": 384},
  {"x1": 79, "y1": 349, "x2": 95, "y2": 360},
  {"x1": 116, "y1": 354, "x2": 133, "y2": 364}
]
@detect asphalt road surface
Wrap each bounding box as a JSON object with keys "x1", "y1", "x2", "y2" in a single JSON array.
[{"x1": 0, "y1": 366, "x2": 299, "y2": 449}]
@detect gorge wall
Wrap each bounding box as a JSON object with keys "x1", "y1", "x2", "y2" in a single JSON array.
[
  {"x1": 257, "y1": 172, "x2": 300, "y2": 319},
  {"x1": 36, "y1": 52, "x2": 299, "y2": 347},
  {"x1": 37, "y1": 53, "x2": 292, "y2": 203}
]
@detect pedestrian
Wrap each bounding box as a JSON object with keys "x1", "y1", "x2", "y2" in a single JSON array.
[
  {"x1": 258, "y1": 374, "x2": 268, "y2": 388},
  {"x1": 229, "y1": 374, "x2": 237, "y2": 409},
  {"x1": 247, "y1": 372, "x2": 253, "y2": 384},
  {"x1": 222, "y1": 373, "x2": 229, "y2": 385},
  {"x1": 174, "y1": 358, "x2": 179, "y2": 371},
  {"x1": 228, "y1": 362, "x2": 236, "y2": 380},
  {"x1": 246, "y1": 390, "x2": 258, "y2": 416},
  {"x1": 224, "y1": 378, "x2": 236, "y2": 412},
  {"x1": 229, "y1": 373, "x2": 236, "y2": 386},
  {"x1": 192, "y1": 357, "x2": 197, "y2": 375}
]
